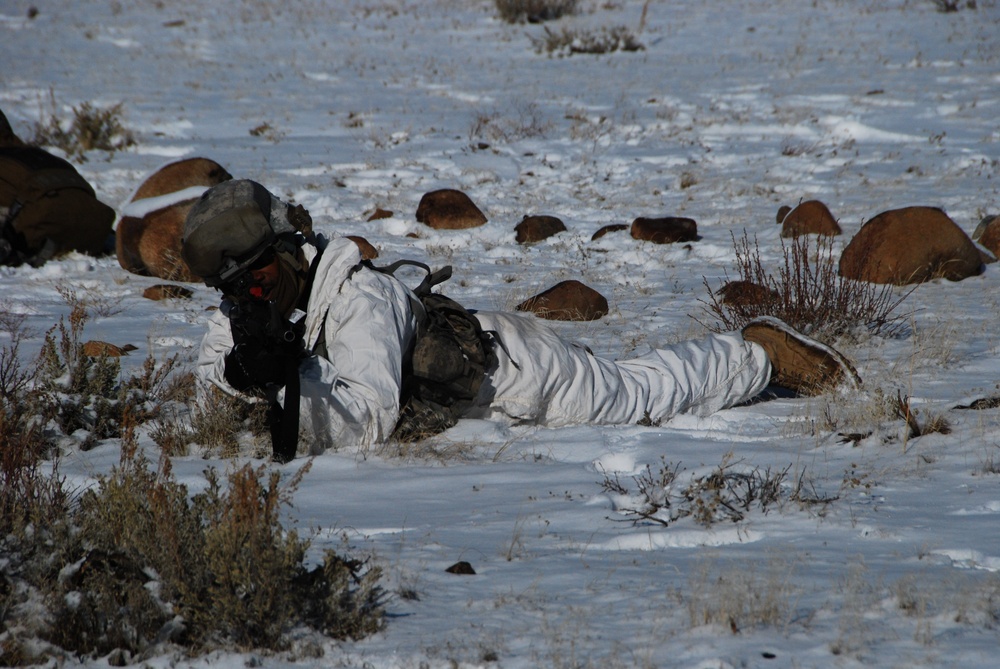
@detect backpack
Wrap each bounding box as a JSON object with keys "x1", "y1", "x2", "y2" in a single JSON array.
[
  {"x1": 0, "y1": 147, "x2": 115, "y2": 266},
  {"x1": 367, "y1": 261, "x2": 497, "y2": 442}
]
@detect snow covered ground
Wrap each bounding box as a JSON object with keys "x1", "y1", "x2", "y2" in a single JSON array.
[{"x1": 2, "y1": 0, "x2": 1000, "y2": 666}]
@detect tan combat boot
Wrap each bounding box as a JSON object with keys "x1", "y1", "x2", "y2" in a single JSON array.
[{"x1": 741, "y1": 316, "x2": 861, "y2": 396}]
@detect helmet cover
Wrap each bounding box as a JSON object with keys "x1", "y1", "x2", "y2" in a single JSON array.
[{"x1": 181, "y1": 179, "x2": 295, "y2": 286}]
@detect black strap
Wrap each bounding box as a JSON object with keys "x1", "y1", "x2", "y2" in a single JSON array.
[
  {"x1": 358, "y1": 258, "x2": 453, "y2": 297},
  {"x1": 362, "y1": 257, "x2": 520, "y2": 369},
  {"x1": 269, "y1": 248, "x2": 324, "y2": 462},
  {"x1": 270, "y1": 361, "x2": 301, "y2": 464},
  {"x1": 483, "y1": 329, "x2": 520, "y2": 370}
]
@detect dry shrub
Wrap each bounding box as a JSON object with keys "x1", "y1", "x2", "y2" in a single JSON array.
[
  {"x1": 32, "y1": 304, "x2": 180, "y2": 447},
  {"x1": 686, "y1": 557, "x2": 799, "y2": 633},
  {"x1": 601, "y1": 454, "x2": 826, "y2": 529},
  {"x1": 699, "y1": 232, "x2": 912, "y2": 344},
  {"x1": 0, "y1": 397, "x2": 64, "y2": 541},
  {"x1": 29, "y1": 92, "x2": 135, "y2": 162},
  {"x1": 470, "y1": 100, "x2": 551, "y2": 144},
  {"x1": 533, "y1": 25, "x2": 645, "y2": 55},
  {"x1": 932, "y1": 0, "x2": 978, "y2": 11},
  {"x1": 3, "y1": 438, "x2": 384, "y2": 663},
  {"x1": 891, "y1": 392, "x2": 951, "y2": 443},
  {"x1": 187, "y1": 388, "x2": 271, "y2": 457},
  {"x1": 0, "y1": 308, "x2": 63, "y2": 542},
  {"x1": 1, "y1": 219, "x2": 379, "y2": 668},
  {"x1": 495, "y1": 0, "x2": 578, "y2": 24}
]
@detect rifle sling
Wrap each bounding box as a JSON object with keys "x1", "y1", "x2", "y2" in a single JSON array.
[{"x1": 271, "y1": 362, "x2": 300, "y2": 464}]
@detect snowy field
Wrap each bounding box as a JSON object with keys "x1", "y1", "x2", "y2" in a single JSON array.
[{"x1": 2, "y1": 0, "x2": 1000, "y2": 667}]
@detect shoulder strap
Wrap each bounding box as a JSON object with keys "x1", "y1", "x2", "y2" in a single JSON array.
[
  {"x1": 362, "y1": 258, "x2": 453, "y2": 298},
  {"x1": 362, "y1": 256, "x2": 519, "y2": 370}
]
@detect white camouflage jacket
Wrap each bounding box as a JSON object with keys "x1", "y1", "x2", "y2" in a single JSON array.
[{"x1": 196, "y1": 235, "x2": 772, "y2": 454}]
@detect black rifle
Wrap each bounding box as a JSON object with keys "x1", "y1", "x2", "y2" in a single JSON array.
[
  {"x1": 228, "y1": 299, "x2": 303, "y2": 359},
  {"x1": 228, "y1": 300, "x2": 305, "y2": 463}
]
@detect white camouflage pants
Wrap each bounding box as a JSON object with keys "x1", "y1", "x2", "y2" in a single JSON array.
[{"x1": 471, "y1": 311, "x2": 772, "y2": 427}]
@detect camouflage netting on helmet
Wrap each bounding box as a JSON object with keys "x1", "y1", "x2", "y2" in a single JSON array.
[{"x1": 181, "y1": 179, "x2": 296, "y2": 286}]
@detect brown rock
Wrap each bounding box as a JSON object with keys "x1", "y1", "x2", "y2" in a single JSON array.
[
  {"x1": 131, "y1": 157, "x2": 232, "y2": 202},
  {"x1": 591, "y1": 224, "x2": 628, "y2": 241},
  {"x1": 366, "y1": 207, "x2": 393, "y2": 221},
  {"x1": 82, "y1": 341, "x2": 129, "y2": 357},
  {"x1": 779, "y1": 200, "x2": 842, "y2": 238},
  {"x1": 445, "y1": 561, "x2": 476, "y2": 575},
  {"x1": 973, "y1": 214, "x2": 1000, "y2": 259},
  {"x1": 516, "y1": 280, "x2": 608, "y2": 321},
  {"x1": 630, "y1": 217, "x2": 698, "y2": 244},
  {"x1": 116, "y1": 157, "x2": 233, "y2": 281},
  {"x1": 839, "y1": 206, "x2": 984, "y2": 285},
  {"x1": 143, "y1": 284, "x2": 194, "y2": 301},
  {"x1": 515, "y1": 215, "x2": 566, "y2": 244},
  {"x1": 347, "y1": 235, "x2": 379, "y2": 260},
  {"x1": 717, "y1": 280, "x2": 778, "y2": 308},
  {"x1": 415, "y1": 189, "x2": 487, "y2": 230}
]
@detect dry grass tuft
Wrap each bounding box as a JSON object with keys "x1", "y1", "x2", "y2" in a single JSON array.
[
  {"x1": 699, "y1": 232, "x2": 912, "y2": 344},
  {"x1": 601, "y1": 453, "x2": 831, "y2": 529},
  {"x1": 495, "y1": 0, "x2": 578, "y2": 24},
  {"x1": 533, "y1": 25, "x2": 645, "y2": 55},
  {"x1": 29, "y1": 91, "x2": 135, "y2": 161},
  {"x1": 2, "y1": 440, "x2": 384, "y2": 662},
  {"x1": 0, "y1": 295, "x2": 383, "y2": 663},
  {"x1": 686, "y1": 557, "x2": 799, "y2": 633}
]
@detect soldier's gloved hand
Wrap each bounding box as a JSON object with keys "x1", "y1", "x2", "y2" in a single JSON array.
[{"x1": 223, "y1": 341, "x2": 289, "y2": 393}]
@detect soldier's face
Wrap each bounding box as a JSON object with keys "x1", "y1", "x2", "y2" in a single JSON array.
[
  {"x1": 244, "y1": 255, "x2": 280, "y2": 300},
  {"x1": 222, "y1": 248, "x2": 279, "y2": 301}
]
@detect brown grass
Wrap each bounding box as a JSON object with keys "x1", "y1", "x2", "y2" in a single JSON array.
[{"x1": 698, "y1": 231, "x2": 912, "y2": 344}]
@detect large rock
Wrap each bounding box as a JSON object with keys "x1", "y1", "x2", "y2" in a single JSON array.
[
  {"x1": 973, "y1": 214, "x2": 1000, "y2": 259},
  {"x1": 515, "y1": 280, "x2": 608, "y2": 321},
  {"x1": 82, "y1": 340, "x2": 134, "y2": 358},
  {"x1": 415, "y1": 189, "x2": 487, "y2": 230},
  {"x1": 630, "y1": 216, "x2": 698, "y2": 244},
  {"x1": 346, "y1": 235, "x2": 379, "y2": 260},
  {"x1": 839, "y1": 206, "x2": 984, "y2": 285},
  {"x1": 142, "y1": 284, "x2": 194, "y2": 301},
  {"x1": 0, "y1": 108, "x2": 24, "y2": 147},
  {"x1": 366, "y1": 207, "x2": 393, "y2": 221},
  {"x1": 591, "y1": 223, "x2": 628, "y2": 241},
  {"x1": 717, "y1": 280, "x2": 778, "y2": 308},
  {"x1": 779, "y1": 200, "x2": 841, "y2": 238},
  {"x1": 115, "y1": 157, "x2": 232, "y2": 281},
  {"x1": 515, "y1": 214, "x2": 566, "y2": 244}
]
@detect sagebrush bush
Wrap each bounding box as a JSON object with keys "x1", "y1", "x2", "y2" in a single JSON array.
[
  {"x1": 33, "y1": 305, "x2": 178, "y2": 448},
  {"x1": 932, "y1": 0, "x2": 978, "y2": 11},
  {"x1": 533, "y1": 25, "x2": 645, "y2": 55},
  {"x1": 495, "y1": 0, "x2": 577, "y2": 24},
  {"x1": 186, "y1": 387, "x2": 271, "y2": 457},
  {"x1": 1, "y1": 296, "x2": 382, "y2": 663},
  {"x1": 29, "y1": 92, "x2": 135, "y2": 161},
  {"x1": 0, "y1": 310, "x2": 62, "y2": 541},
  {"x1": 2, "y1": 439, "x2": 384, "y2": 662},
  {"x1": 699, "y1": 232, "x2": 912, "y2": 343},
  {"x1": 469, "y1": 100, "x2": 551, "y2": 144},
  {"x1": 686, "y1": 558, "x2": 798, "y2": 633},
  {"x1": 601, "y1": 454, "x2": 818, "y2": 528}
]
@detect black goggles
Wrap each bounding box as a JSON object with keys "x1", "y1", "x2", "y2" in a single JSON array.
[{"x1": 219, "y1": 248, "x2": 276, "y2": 299}]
